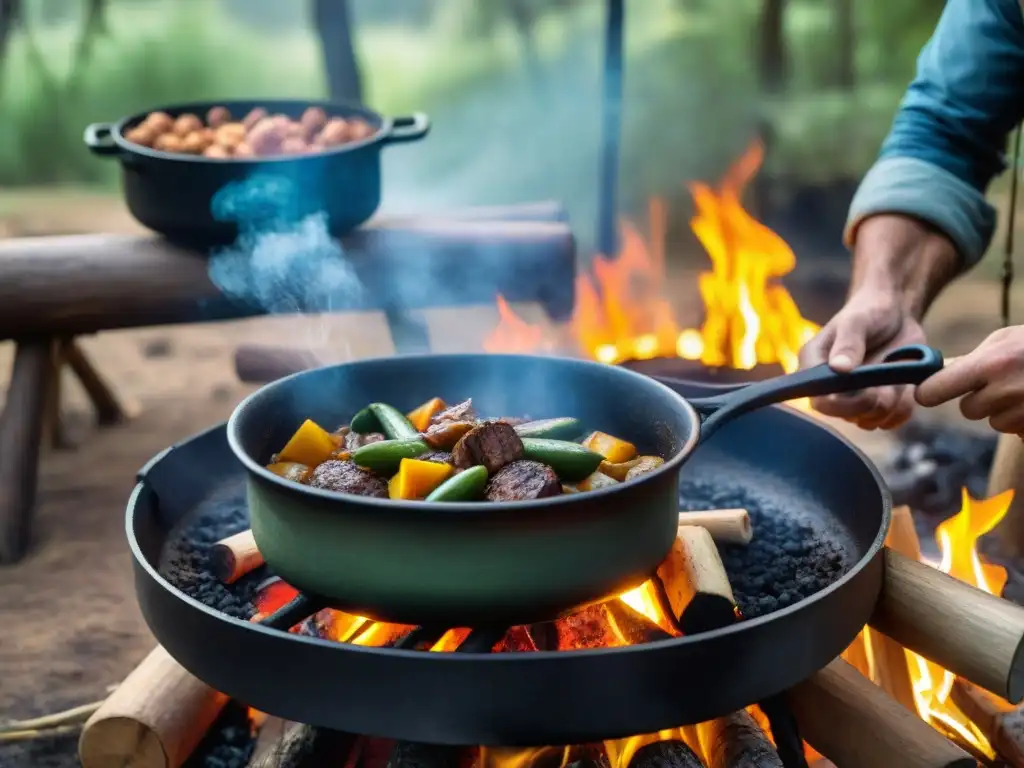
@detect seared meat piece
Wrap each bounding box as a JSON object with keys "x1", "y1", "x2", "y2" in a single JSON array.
[
  {"x1": 419, "y1": 450, "x2": 454, "y2": 465},
  {"x1": 486, "y1": 460, "x2": 562, "y2": 501},
  {"x1": 308, "y1": 460, "x2": 388, "y2": 498},
  {"x1": 423, "y1": 420, "x2": 475, "y2": 450},
  {"x1": 496, "y1": 416, "x2": 529, "y2": 426},
  {"x1": 452, "y1": 422, "x2": 524, "y2": 474},
  {"x1": 344, "y1": 431, "x2": 385, "y2": 450},
  {"x1": 430, "y1": 398, "x2": 478, "y2": 427}
]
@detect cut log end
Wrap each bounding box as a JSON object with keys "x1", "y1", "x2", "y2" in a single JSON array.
[
  {"x1": 209, "y1": 529, "x2": 263, "y2": 584},
  {"x1": 700, "y1": 710, "x2": 783, "y2": 768}
]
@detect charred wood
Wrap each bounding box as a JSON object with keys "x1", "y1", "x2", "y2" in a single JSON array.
[
  {"x1": 603, "y1": 599, "x2": 672, "y2": 644},
  {"x1": 248, "y1": 723, "x2": 354, "y2": 768},
  {"x1": 700, "y1": 710, "x2": 783, "y2": 768},
  {"x1": 627, "y1": 740, "x2": 704, "y2": 768},
  {"x1": 386, "y1": 741, "x2": 461, "y2": 768}
]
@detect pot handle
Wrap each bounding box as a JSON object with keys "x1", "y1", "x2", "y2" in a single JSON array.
[
  {"x1": 84, "y1": 122, "x2": 121, "y2": 157},
  {"x1": 690, "y1": 344, "x2": 945, "y2": 439},
  {"x1": 383, "y1": 113, "x2": 430, "y2": 145}
]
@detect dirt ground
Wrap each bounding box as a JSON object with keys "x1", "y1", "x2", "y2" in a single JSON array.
[{"x1": 0, "y1": 191, "x2": 1015, "y2": 731}]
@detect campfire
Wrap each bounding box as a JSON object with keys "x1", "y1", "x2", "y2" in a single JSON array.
[{"x1": 483, "y1": 140, "x2": 819, "y2": 376}]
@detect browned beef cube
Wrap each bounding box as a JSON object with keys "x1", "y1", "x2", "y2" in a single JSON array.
[
  {"x1": 423, "y1": 420, "x2": 475, "y2": 450},
  {"x1": 344, "y1": 431, "x2": 386, "y2": 450},
  {"x1": 308, "y1": 460, "x2": 388, "y2": 498},
  {"x1": 430, "y1": 398, "x2": 478, "y2": 427},
  {"x1": 418, "y1": 450, "x2": 454, "y2": 465},
  {"x1": 452, "y1": 422, "x2": 524, "y2": 474},
  {"x1": 485, "y1": 460, "x2": 562, "y2": 501}
]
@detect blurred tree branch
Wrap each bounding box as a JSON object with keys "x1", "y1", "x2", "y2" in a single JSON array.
[
  {"x1": 312, "y1": 0, "x2": 363, "y2": 104},
  {"x1": 0, "y1": 0, "x2": 22, "y2": 75},
  {"x1": 757, "y1": 0, "x2": 789, "y2": 93}
]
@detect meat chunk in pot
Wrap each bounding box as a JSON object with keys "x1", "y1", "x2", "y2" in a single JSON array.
[
  {"x1": 423, "y1": 420, "x2": 475, "y2": 450},
  {"x1": 418, "y1": 450, "x2": 454, "y2": 465},
  {"x1": 430, "y1": 398, "x2": 478, "y2": 427},
  {"x1": 308, "y1": 460, "x2": 388, "y2": 498},
  {"x1": 486, "y1": 460, "x2": 562, "y2": 501},
  {"x1": 452, "y1": 421, "x2": 524, "y2": 474},
  {"x1": 345, "y1": 431, "x2": 386, "y2": 450}
]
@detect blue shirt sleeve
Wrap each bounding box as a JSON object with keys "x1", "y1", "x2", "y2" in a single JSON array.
[{"x1": 846, "y1": 0, "x2": 1024, "y2": 269}]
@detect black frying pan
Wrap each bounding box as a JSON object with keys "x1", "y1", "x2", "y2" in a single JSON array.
[{"x1": 226, "y1": 345, "x2": 943, "y2": 626}]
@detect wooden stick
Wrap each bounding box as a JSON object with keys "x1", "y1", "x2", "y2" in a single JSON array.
[
  {"x1": 677, "y1": 508, "x2": 752, "y2": 545},
  {"x1": 698, "y1": 709, "x2": 783, "y2": 768},
  {"x1": 210, "y1": 529, "x2": 263, "y2": 584},
  {"x1": 657, "y1": 525, "x2": 737, "y2": 635},
  {"x1": 949, "y1": 679, "x2": 1024, "y2": 766},
  {"x1": 78, "y1": 646, "x2": 228, "y2": 768},
  {"x1": 789, "y1": 657, "x2": 976, "y2": 768},
  {"x1": 63, "y1": 338, "x2": 138, "y2": 424},
  {"x1": 0, "y1": 337, "x2": 57, "y2": 564},
  {"x1": 0, "y1": 218, "x2": 576, "y2": 339},
  {"x1": 42, "y1": 338, "x2": 70, "y2": 449},
  {"x1": 867, "y1": 505, "x2": 919, "y2": 714},
  {"x1": 234, "y1": 345, "x2": 323, "y2": 384},
  {"x1": 0, "y1": 724, "x2": 81, "y2": 743},
  {"x1": 869, "y1": 548, "x2": 1024, "y2": 703},
  {"x1": 1, "y1": 700, "x2": 103, "y2": 733},
  {"x1": 987, "y1": 433, "x2": 1024, "y2": 559}
]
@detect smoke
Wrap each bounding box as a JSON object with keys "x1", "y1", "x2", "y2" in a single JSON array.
[{"x1": 207, "y1": 174, "x2": 364, "y2": 352}]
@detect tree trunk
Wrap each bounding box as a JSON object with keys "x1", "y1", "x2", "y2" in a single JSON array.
[
  {"x1": 0, "y1": 0, "x2": 22, "y2": 68},
  {"x1": 506, "y1": 0, "x2": 545, "y2": 95},
  {"x1": 833, "y1": 0, "x2": 855, "y2": 89},
  {"x1": 69, "y1": 0, "x2": 108, "y2": 87},
  {"x1": 757, "y1": 0, "x2": 788, "y2": 94},
  {"x1": 312, "y1": 0, "x2": 363, "y2": 105}
]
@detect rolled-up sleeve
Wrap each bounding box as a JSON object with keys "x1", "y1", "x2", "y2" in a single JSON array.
[{"x1": 846, "y1": 0, "x2": 1024, "y2": 269}]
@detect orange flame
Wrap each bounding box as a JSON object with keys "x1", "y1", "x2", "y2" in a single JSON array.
[{"x1": 484, "y1": 140, "x2": 819, "y2": 377}]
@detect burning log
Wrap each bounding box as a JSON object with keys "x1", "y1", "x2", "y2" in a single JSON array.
[
  {"x1": 656, "y1": 525, "x2": 737, "y2": 635},
  {"x1": 210, "y1": 529, "x2": 263, "y2": 584},
  {"x1": 987, "y1": 433, "x2": 1024, "y2": 558},
  {"x1": 866, "y1": 504, "x2": 919, "y2": 714},
  {"x1": 698, "y1": 710, "x2": 783, "y2": 768},
  {"x1": 949, "y1": 679, "x2": 1024, "y2": 766},
  {"x1": 870, "y1": 548, "x2": 1024, "y2": 703},
  {"x1": 789, "y1": 657, "x2": 976, "y2": 768},
  {"x1": 246, "y1": 722, "x2": 355, "y2": 768},
  {"x1": 386, "y1": 741, "x2": 462, "y2": 768},
  {"x1": 78, "y1": 646, "x2": 228, "y2": 768},
  {"x1": 0, "y1": 217, "x2": 576, "y2": 340},
  {"x1": 677, "y1": 508, "x2": 752, "y2": 546},
  {"x1": 603, "y1": 598, "x2": 672, "y2": 644},
  {"x1": 626, "y1": 740, "x2": 704, "y2": 768}
]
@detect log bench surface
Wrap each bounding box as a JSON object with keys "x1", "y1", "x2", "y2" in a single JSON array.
[{"x1": 0, "y1": 217, "x2": 576, "y2": 340}]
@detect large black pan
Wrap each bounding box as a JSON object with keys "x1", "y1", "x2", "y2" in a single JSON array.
[
  {"x1": 84, "y1": 99, "x2": 429, "y2": 244},
  {"x1": 226, "y1": 346, "x2": 942, "y2": 627}
]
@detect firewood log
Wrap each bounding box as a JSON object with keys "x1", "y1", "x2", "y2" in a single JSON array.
[
  {"x1": 247, "y1": 722, "x2": 355, "y2": 768},
  {"x1": 656, "y1": 525, "x2": 737, "y2": 635},
  {"x1": 78, "y1": 646, "x2": 227, "y2": 768},
  {"x1": 210, "y1": 529, "x2": 263, "y2": 584},
  {"x1": 698, "y1": 710, "x2": 783, "y2": 768},
  {"x1": 677, "y1": 508, "x2": 752, "y2": 545},
  {"x1": 949, "y1": 679, "x2": 1024, "y2": 767}
]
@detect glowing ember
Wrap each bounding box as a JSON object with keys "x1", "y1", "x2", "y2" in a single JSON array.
[
  {"x1": 483, "y1": 140, "x2": 819, "y2": 375},
  {"x1": 847, "y1": 488, "x2": 1014, "y2": 757}
]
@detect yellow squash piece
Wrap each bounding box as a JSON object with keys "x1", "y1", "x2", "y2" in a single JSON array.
[
  {"x1": 625, "y1": 456, "x2": 665, "y2": 481},
  {"x1": 266, "y1": 462, "x2": 312, "y2": 484},
  {"x1": 576, "y1": 471, "x2": 620, "y2": 492},
  {"x1": 582, "y1": 431, "x2": 637, "y2": 464},
  {"x1": 389, "y1": 458, "x2": 454, "y2": 500},
  {"x1": 277, "y1": 419, "x2": 337, "y2": 467},
  {"x1": 406, "y1": 397, "x2": 448, "y2": 432},
  {"x1": 599, "y1": 455, "x2": 664, "y2": 481}
]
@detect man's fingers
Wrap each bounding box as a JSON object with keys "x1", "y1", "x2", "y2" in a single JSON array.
[
  {"x1": 852, "y1": 386, "x2": 904, "y2": 430},
  {"x1": 798, "y1": 325, "x2": 834, "y2": 370},
  {"x1": 810, "y1": 390, "x2": 879, "y2": 420},
  {"x1": 990, "y1": 402, "x2": 1024, "y2": 436},
  {"x1": 915, "y1": 356, "x2": 987, "y2": 407},
  {"x1": 828, "y1": 317, "x2": 869, "y2": 372},
  {"x1": 876, "y1": 388, "x2": 916, "y2": 430},
  {"x1": 959, "y1": 382, "x2": 1020, "y2": 422}
]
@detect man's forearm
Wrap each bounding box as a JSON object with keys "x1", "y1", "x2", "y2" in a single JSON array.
[{"x1": 848, "y1": 215, "x2": 962, "y2": 321}]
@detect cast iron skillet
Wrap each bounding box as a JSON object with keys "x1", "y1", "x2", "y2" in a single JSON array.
[
  {"x1": 83, "y1": 99, "x2": 430, "y2": 245},
  {"x1": 226, "y1": 346, "x2": 942, "y2": 627}
]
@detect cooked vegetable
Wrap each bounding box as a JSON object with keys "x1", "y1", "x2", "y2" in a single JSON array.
[
  {"x1": 368, "y1": 402, "x2": 419, "y2": 440},
  {"x1": 352, "y1": 437, "x2": 430, "y2": 474},
  {"x1": 486, "y1": 460, "x2": 562, "y2": 501},
  {"x1": 625, "y1": 456, "x2": 665, "y2": 480},
  {"x1": 349, "y1": 406, "x2": 381, "y2": 434},
  {"x1": 452, "y1": 422, "x2": 524, "y2": 474},
  {"x1": 600, "y1": 455, "x2": 665, "y2": 482},
  {"x1": 514, "y1": 417, "x2": 583, "y2": 440},
  {"x1": 407, "y1": 397, "x2": 447, "y2": 432},
  {"x1": 388, "y1": 458, "x2": 454, "y2": 500},
  {"x1": 576, "y1": 471, "x2": 620, "y2": 492},
  {"x1": 582, "y1": 431, "x2": 637, "y2": 464},
  {"x1": 520, "y1": 438, "x2": 604, "y2": 482},
  {"x1": 277, "y1": 419, "x2": 337, "y2": 467},
  {"x1": 425, "y1": 465, "x2": 489, "y2": 502},
  {"x1": 267, "y1": 462, "x2": 312, "y2": 483}
]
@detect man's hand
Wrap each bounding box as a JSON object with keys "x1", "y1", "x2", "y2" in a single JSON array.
[
  {"x1": 798, "y1": 214, "x2": 961, "y2": 430},
  {"x1": 916, "y1": 327, "x2": 1024, "y2": 436},
  {"x1": 798, "y1": 291, "x2": 926, "y2": 430}
]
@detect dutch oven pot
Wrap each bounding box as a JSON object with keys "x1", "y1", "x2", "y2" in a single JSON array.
[
  {"x1": 226, "y1": 348, "x2": 944, "y2": 627},
  {"x1": 83, "y1": 99, "x2": 430, "y2": 244}
]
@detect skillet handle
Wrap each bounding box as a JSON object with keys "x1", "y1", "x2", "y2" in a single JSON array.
[
  {"x1": 84, "y1": 122, "x2": 122, "y2": 157},
  {"x1": 690, "y1": 344, "x2": 944, "y2": 439},
  {"x1": 382, "y1": 114, "x2": 430, "y2": 145}
]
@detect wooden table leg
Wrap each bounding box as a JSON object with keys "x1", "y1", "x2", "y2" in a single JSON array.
[
  {"x1": 43, "y1": 338, "x2": 73, "y2": 449},
  {"x1": 0, "y1": 337, "x2": 57, "y2": 564},
  {"x1": 63, "y1": 338, "x2": 136, "y2": 425}
]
